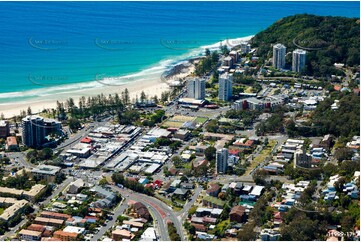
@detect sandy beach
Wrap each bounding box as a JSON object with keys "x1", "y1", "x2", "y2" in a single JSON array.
[
  {"x1": 0, "y1": 64, "x2": 195, "y2": 118},
  {"x1": 0, "y1": 35, "x2": 252, "y2": 119}
]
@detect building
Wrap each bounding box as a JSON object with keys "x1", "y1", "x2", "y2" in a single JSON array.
[
  {"x1": 206, "y1": 183, "x2": 220, "y2": 197},
  {"x1": 173, "y1": 129, "x2": 191, "y2": 141},
  {"x1": 216, "y1": 148, "x2": 228, "y2": 174},
  {"x1": 0, "y1": 198, "x2": 29, "y2": 221},
  {"x1": 187, "y1": 78, "x2": 205, "y2": 100},
  {"x1": 218, "y1": 73, "x2": 233, "y2": 101},
  {"x1": 53, "y1": 231, "x2": 78, "y2": 241},
  {"x1": 0, "y1": 120, "x2": 9, "y2": 138},
  {"x1": 223, "y1": 56, "x2": 234, "y2": 67},
  {"x1": 34, "y1": 217, "x2": 64, "y2": 227},
  {"x1": 40, "y1": 211, "x2": 71, "y2": 221},
  {"x1": 67, "y1": 179, "x2": 85, "y2": 194},
  {"x1": 31, "y1": 165, "x2": 61, "y2": 182},
  {"x1": 240, "y1": 42, "x2": 251, "y2": 54},
  {"x1": 229, "y1": 206, "x2": 246, "y2": 223},
  {"x1": 272, "y1": 44, "x2": 286, "y2": 69},
  {"x1": 22, "y1": 115, "x2": 62, "y2": 148},
  {"x1": 232, "y1": 96, "x2": 283, "y2": 111},
  {"x1": 19, "y1": 229, "x2": 42, "y2": 241},
  {"x1": 140, "y1": 227, "x2": 157, "y2": 241},
  {"x1": 292, "y1": 49, "x2": 307, "y2": 72},
  {"x1": 112, "y1": 229, "x2": 135, "y2": 240},
  {"x1": 294, "y1": 149, "x2": 312, "y2": 168},
  {"x1": 229, "y1": 50, "x2": 239, "y2": 63},
  {"x1": 6, "y1": 136, "x2": 18, "y2": 151},
  {"x1": 132, "y1": 202, "x2": 150, "y2": 220}
]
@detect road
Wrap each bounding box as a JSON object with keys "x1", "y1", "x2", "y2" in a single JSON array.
[
  {"x1": 111, "y1": 186, "x2": 185, "y2": 241},
  {"x1": 6, "y1": 152, "x2": 35, "y2": 168},
  {"x1": 177, "y1": 185, "x2": 203, "y2": 221},
  {"x1": 92, "y1": 197, "x2": 129, "y2": 241}
]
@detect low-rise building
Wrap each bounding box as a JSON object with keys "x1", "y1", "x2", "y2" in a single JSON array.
[
  {"x1": 230, "y1": 205, "x2": 246, "y2": 223},
  {"x1": 34, "y1": 217, "x2": 64, "y2": 227},
  {"x1": 112, "y1": 229, "x2": 135, "y2": 240},
  {"x1": 0, "y1": 198, "x2": 29, "y2": 221},
  {"x1": 173, "y1": 129, "x2": 191, "y2": 141},
  {"x1": 140, "y1": 227, "x2": 157, "y2": 241},
  {"x1": 40, "y1": 211, "x2": 71, "y2": 221},
  {"x1": 53, "y1": 230, "x2": 78, "y2": 241},
  {"x1": 6, "y1": 136, "x2": 18, "y2": 151},
  {"x1": 67, "y1": 179, "x2": 84, "y2": 194},
  {"x1": 19, "y1": 229, "x2": 42, "y2": 241},
  {"x1": 31, "y1": 165, "x2": 61, "y2": 182}
]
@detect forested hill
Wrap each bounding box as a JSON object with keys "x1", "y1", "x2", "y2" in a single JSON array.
[{"x1": 251, "y1": 14, "x2": 360, "y2": 77}]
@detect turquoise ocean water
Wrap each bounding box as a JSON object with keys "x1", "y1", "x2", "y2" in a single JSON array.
[{"x1": 0, "y1": 1, "x2": 359, "y2": 104}]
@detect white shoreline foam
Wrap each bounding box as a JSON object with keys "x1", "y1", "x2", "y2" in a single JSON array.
[{"x1": 0, "y1": 35, "x2": 253, "y2": 118}]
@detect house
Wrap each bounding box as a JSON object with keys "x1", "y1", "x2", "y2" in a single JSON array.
[
  {"x1": 112, "y1": 229, "x2": 135, "y2": 240},
  {"x1": 192, "y1": 223, "x2": 207, "y2": 232},
  {"x1": 168, "y1": 179, "x2": 182, "y2": 192},
  {"x1": 123, "y1": 220, "x2": 144, "y2": 228},
  {"x1": 319, "y1": 134, "x2": 335, "y2": 150},
  {"x1": 173, "y1": 188, "x2": 189, "y2": 199},
  {"x1": 90, "y1": 186, "x2": 116, "y2": 208},
  {"x1": 139, "y1": 178, "x2": 149, "y2": 185},
  {"x1": 67, "y1": 179, "x2": 84, "y2": 194},
  {"x1": 181, "y1": 182, "x2": 194, "y2": 189},
  {"x1": 273, "y1": 212, "x2": 283, "y2": 227},
  {"x1": 206, "y1": 183, "x2": 220, "y2": 197},
  {"x1": 260, "y1": 229, "x2": 281, "y2": 241},
  {"x1": 132, "y1": 202, "x2": 150, "y2": 220},
  {"x1": 140, "y1": 227, "x2": 157, "y2": 241},
  {"x1": 19, "y1": 229, "x2": 42, "y2": 241},
  {"x1": 229, "y1": 206, "x2": 246, "y2": 223}
]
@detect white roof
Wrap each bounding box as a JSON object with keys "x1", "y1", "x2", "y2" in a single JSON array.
[
  {"x1": 250, "y1": 185, "x2": 264, "y2": 196},
  {"x1": 63, "y1": 226, "x2": 85, "y2": 234},
  {"x1": 140, "y1": 227, "x2": 157, "y2": 241}
]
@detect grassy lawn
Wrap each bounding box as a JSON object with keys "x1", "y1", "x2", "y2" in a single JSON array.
[
  {"x1": 195, "y1": 117, "x2": 208, "y2": 125},
  {"x1": 0, "y1": 208, "x2": 4, "y2": 215},
  {"x1": 154, "y1": 194, "x2": 182, "y2": 212},
  {"x1": 209, "y1": 219, "x2": 230, "y2": 235},
  {"x1": 246, "y1": 140, "x2": 277, "y2": 175}
]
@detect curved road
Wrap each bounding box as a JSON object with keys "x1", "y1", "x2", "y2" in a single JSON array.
[{"x1": 111, "y1": 186, "x2": 185, "y2": 241}]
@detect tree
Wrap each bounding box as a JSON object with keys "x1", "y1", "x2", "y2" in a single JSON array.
[
  {"x1": 280, "y1": 213, "x2": 321, "y2": 241},
  {"x1": 140, "y1": 91, "x2": 147, "y2": 103},
  {"x1": 204, "y1": 146, "x2": 216, "y2": 161},
  {"x1": 38, "y1": 148, "x2": 53, "y2": 160},
  {"x1": 172, "y1": 156, "x2": 183, "y2": 168},
  {"x1": 334, "y1": 148, "x2": 353, "y2": 162},
  {"x1": 237, "y1": 221, "x2": 257, "y2": 241},
  {"x1": 204, "y1": 48, "x2": 211, "y2": 56},
  {"x1": 27, "y1": 106, "x2": 32, "y2": 115},
  {"x1": 253, "y1": 169, "x2": 269, "y2": 185},
  {"x1": 68, "y1": 118, "x2": 81, "y2": 132}
]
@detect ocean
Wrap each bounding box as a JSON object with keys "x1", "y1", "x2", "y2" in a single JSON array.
[{"x1": 0, "y1": 1, "x2": 359, "y2": 105}]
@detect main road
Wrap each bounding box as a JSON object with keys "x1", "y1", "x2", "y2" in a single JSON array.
[{"x1": 111, "y1": 186, "x2": 185, "y2": 241}]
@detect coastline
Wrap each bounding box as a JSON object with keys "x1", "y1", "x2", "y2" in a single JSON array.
[{"x1": 0, "y1": 35, "x2": 253, "y2": 119}]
